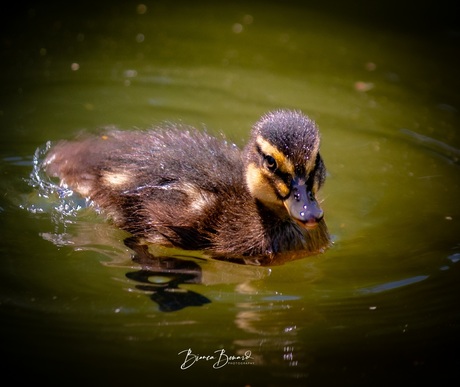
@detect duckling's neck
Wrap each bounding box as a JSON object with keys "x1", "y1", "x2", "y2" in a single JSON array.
[
  {"x1": 255, "y1": 201, "x2": 302, "y2": 245},
  {"x1": 254, "y1": 200, "x2": 330, "y2": 257},
  {"x1": 254, "y1": 199, "x2": 290, "y2": 222}
]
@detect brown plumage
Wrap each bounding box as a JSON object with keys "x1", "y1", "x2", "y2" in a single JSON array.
[{"x1": 43, "y1": 109, "x2": 330, "y2": 265}]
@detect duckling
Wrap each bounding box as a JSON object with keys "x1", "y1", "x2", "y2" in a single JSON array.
[{"x1": 43, "y1": 109, "x2": 330, "y2": 265}]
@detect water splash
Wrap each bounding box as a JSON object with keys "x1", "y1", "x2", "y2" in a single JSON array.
[{"x1": 24, "y1": 142, "x2": 89, "y2": 231}]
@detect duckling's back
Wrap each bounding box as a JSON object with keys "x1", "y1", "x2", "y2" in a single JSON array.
[{"x1": 44, "y1": 126, "x2": 247, "y2": 250}]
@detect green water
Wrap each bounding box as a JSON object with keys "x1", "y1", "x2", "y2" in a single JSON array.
[{"x1": 1, "y1": 1, "x2": 459, "y2": 386}]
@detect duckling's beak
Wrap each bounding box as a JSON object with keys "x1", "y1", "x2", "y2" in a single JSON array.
[{"x1": 284, "y1": 177, "x2": 324, "y2": 230}]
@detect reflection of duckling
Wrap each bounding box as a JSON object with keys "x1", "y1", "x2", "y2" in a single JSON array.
[{"x1": 44, "y1": 109, "x2": 330, "y2": 265}]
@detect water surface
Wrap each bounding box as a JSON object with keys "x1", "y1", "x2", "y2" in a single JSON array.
[{"x1": 1, "y1": 2, "x2": 459, "y2": 386}]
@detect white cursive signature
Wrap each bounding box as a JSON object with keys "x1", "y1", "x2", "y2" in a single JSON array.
[{"x1": 178, "y1": 348, "x2": 254, "y2": 369}]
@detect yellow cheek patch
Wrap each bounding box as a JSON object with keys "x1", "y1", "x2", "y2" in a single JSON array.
[
  {"x1": 256, "y1": 136, "x2": 294, "y2": 176},
  {"x1": 246, "y1": 163, "x2": 279, "y2": 204},
  {"x1": 246, "y1": 163, "x2": 290, "y2": 204},
  {"x1": 275, "y1": 179, "x2": 290, "y2": 198}
]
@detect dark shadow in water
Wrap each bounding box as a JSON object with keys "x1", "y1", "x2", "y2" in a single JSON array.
[{"x1": 124, "y1": 237, "x2": 211, "y2": 312}]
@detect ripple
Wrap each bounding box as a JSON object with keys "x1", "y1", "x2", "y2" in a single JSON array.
[
  {"x1": 400, "y1": 128, "x2": 460, "y2": 165},
  {"x1": 358, "y1": 275, "x2": 429, "y2": 294},
  {"x1": 448, "y1": 253, "x2": 460, "y2": 264}
]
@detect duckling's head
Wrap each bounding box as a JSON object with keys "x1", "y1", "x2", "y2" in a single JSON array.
[{"x1": 245, "y1": 109, "x2": 326, "y2": 229}]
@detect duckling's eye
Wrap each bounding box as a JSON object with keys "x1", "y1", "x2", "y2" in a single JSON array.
[{"x1": 264, "y1": 155, "x2": 277, "y2": 171}]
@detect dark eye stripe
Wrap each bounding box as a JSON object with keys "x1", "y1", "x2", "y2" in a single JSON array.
[
  {"x1": 256, "y1": 144, "x2": 292, "y2": 179},
  {"x1": 274, "y1": 168, "x2": 292, "y2": 187}
]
